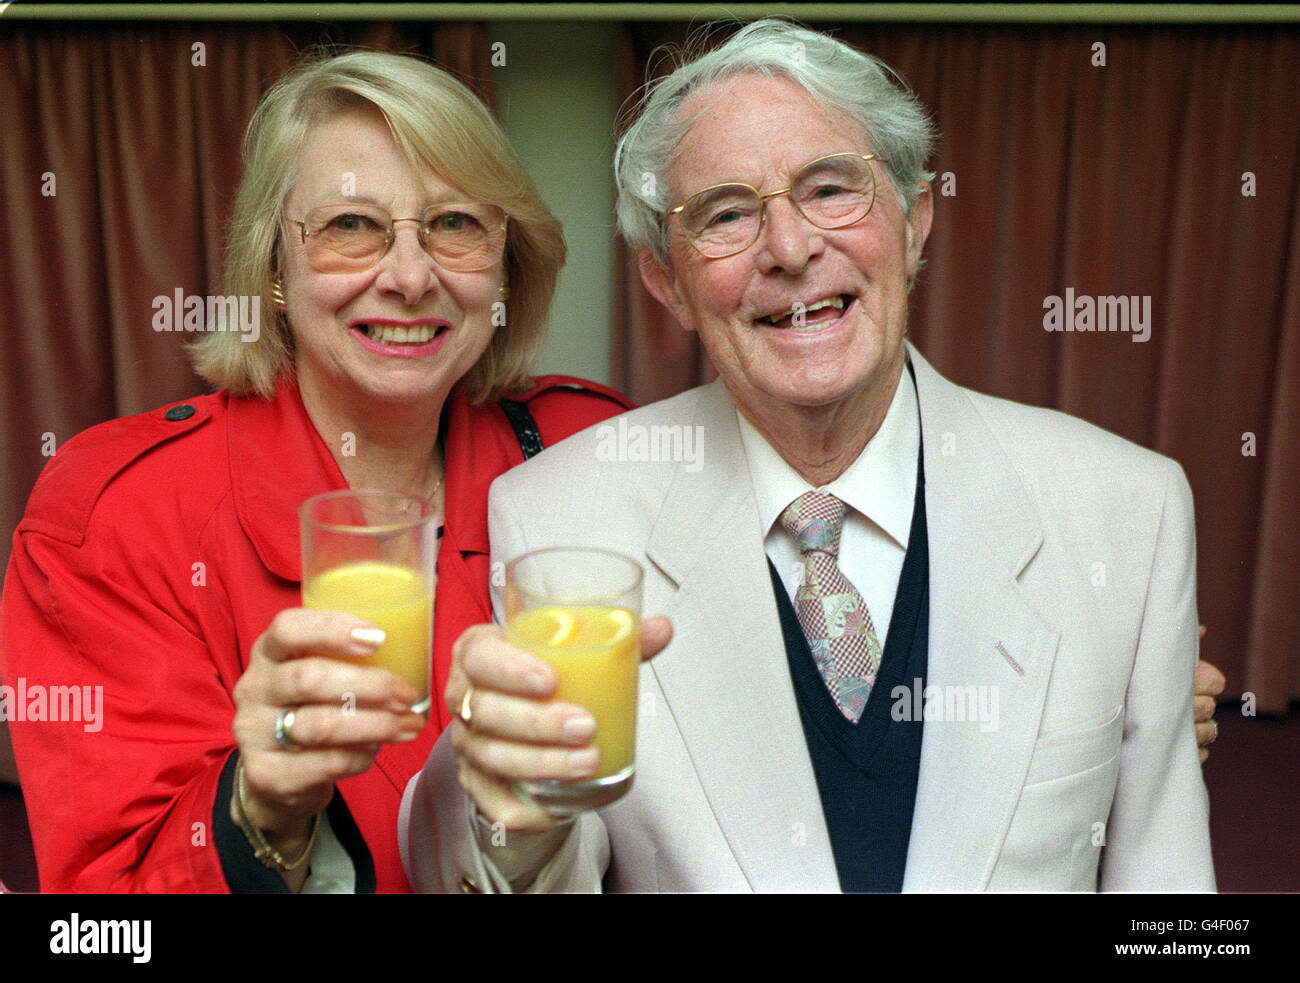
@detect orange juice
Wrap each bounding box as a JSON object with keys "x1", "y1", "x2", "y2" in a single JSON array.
[
  {"x1": 508, "y1": 605, "x2": 640, "y2": 779},
  {"x1": 302, "y1": 561, "x2": 432, "y2": 712}
]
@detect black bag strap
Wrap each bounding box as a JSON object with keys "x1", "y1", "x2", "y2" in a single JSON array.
[{"x1": 498, "y1": 398, "x2": 545, "y2": 460}]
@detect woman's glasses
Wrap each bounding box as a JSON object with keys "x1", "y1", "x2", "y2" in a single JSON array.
[{"x1": 287, "y1": 202, "x2": 508, "y2": 274}]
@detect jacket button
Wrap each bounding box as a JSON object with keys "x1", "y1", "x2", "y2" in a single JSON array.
[{"x1": 164, "y1": 404, "x2": 196, "y2": 422}]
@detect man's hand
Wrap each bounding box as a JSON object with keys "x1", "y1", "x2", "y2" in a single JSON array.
[
  {"x1": 445, "y1": 616, "x2": 672, "y2": 833},
  {"x1": 1194, "y1": 625, "x2": 1226, "y2": 763}
]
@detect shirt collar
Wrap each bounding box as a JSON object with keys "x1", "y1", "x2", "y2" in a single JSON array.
[{"x1": 736, "y1": 362, "x2": 919, "y2": 550}]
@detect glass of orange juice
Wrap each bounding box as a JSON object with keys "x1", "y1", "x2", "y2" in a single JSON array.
[
  {"x1": 505, "y1": 547, "x2": 643, "y2": 815},
  {"x1": 299, "y1": 490, "x2": 436, "y2": 716}
]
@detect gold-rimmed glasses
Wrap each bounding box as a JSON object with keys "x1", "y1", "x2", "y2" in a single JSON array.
[
  {"x1": 668, "y1": 152, "x2": 878, "y2": 259},
  {"x1": 287, "y1": 201, "x2": 508, "y2": 274}
]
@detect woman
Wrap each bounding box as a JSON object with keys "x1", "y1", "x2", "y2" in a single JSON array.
[{"x1": 0, "y1": 51, "x2": 628, "y2": 893}]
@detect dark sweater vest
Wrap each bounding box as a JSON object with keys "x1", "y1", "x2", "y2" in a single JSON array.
[{"x1": 767, "y1": 414, "x2": 928, "y2": 893}]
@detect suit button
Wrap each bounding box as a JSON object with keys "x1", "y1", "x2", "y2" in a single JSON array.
[
  {"x1": 458, "y1": 875, "x2": 482, "y2": 894},
  {"x1": 164, "y1": 404, "x2": 196, "y2": 422}
]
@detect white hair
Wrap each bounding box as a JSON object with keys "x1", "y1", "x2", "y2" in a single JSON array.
[{"x1": 615, "y1": 19, "x2": 937, "y2": 266}]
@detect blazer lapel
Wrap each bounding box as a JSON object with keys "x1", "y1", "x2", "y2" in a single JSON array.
[
  {"x1": 902, "y1": 346, "x2": 1061, "y2": 891},
  {"x1": 644, "y1": 380, "x2": 840, "y2": 891}
]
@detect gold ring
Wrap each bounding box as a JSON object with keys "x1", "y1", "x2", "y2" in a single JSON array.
[
  {"x1": 458, "y1": 687, "x2": 475, "y2": 728},
  {"x1": 275, "y1": 707, "x2": 300, "y2": 749}
]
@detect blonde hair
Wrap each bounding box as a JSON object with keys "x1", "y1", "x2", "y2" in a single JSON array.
[{"x1": 190, "y1": 49, "x2": 565, "y2": 403}]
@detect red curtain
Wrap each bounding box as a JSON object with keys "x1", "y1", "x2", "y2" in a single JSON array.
[{"x1": 613, "y1": 22, "x2": 1300, "y2": 712}]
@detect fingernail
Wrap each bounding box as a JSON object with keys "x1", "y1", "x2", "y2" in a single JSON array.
[
  {"x1": 567, "y1": 748, "x2": 599, "y2": 774},
  {"x1": 563, "y1": 715, "x2": 596, "y2": 741},
  {"x1": 350, "y1": 627, "x2": 386, "y2": 649},
  {"x1": 388, "y1": 694, "x2": 418, "y2": 714}
]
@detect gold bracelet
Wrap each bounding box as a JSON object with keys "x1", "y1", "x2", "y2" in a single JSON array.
[{"x1": 233, "y1": 757, "x2": 321, "y2": 873}]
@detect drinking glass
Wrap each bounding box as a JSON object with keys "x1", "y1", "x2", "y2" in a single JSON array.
[
  {"x1": 300, "y1": 490, "x2": 436, "y2": 716},
  {"x1": 505, "y1": 547, "x2": 643, "y2": 814}
]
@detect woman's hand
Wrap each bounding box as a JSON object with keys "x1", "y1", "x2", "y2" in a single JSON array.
[
  {"x1": 231, "y1": 609, "x2": 426, "y2": 867},
  {"x1": 445, "y1": 617, "x2": 673, "y2": 834},
  {"x1": 1193, "y1": 625, "x2": 1226, "y2": 763}
]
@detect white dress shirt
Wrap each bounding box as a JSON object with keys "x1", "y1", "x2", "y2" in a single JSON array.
[{"x1": 735, "y1": 364, "x2": 919, "y2": 647}]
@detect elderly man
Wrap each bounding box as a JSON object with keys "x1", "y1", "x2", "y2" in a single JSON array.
[{"x1": 400, "y1": 20, "x2": 1216, "y2": 892}]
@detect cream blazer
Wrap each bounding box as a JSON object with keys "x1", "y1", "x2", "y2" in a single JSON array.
[{"x1": 400, "y1": 344, "x2": 1215, "y2": 892}]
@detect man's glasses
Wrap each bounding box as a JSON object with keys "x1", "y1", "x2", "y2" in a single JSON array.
[
  {"x1": 287, "y1": 202, "x2": 509, "y2": 274},
  {"x1": 669, "y1": 153, "x2": 878, "y2": 259}
]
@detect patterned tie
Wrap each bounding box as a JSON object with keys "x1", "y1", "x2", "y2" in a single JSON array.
[{"x1": 779, "y1": 491, "x2": 883, "y2": 723}]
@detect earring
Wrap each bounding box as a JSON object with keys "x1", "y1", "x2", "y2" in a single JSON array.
[
  {"x1": 498, "y1": 281, "x2": 510, "y2": 301},
  {"x1": 270, "y1": 277, "x2": 287, "y2": 312}
]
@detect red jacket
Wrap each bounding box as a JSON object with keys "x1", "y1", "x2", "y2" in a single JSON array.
[{"x1": 0, "y1": 374, "x2": 630, "y2": 892}]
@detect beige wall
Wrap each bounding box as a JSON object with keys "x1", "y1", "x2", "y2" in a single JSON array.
[{"x1": 490, "y1": 21, "x2": 619, "y2": 388}]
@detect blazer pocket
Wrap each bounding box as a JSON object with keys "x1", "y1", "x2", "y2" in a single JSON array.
[
  {"x1": 995, "y1": 746, "x2": 1122, "y2": 891},
  {"x1": 1023, "y1": 705, "x2": 1124, "y2": 788}
]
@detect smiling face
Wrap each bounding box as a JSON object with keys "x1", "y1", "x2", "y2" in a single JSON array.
[
  {"x1": 280, "y1": 104, "x2": 503, "y2": 418},
  {"x1": 641, "y1": 74, "x2": 932, "y2": 434}
]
